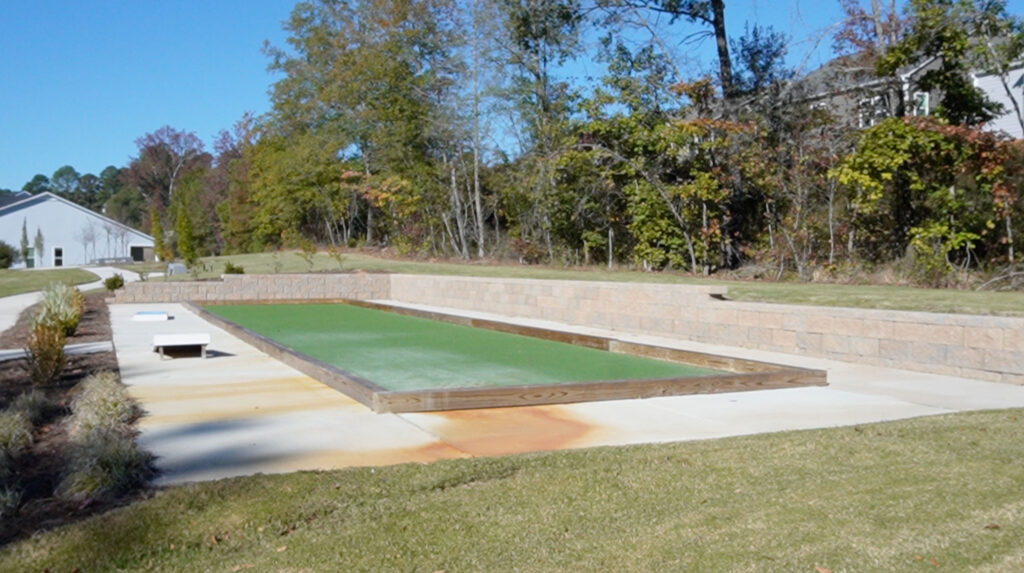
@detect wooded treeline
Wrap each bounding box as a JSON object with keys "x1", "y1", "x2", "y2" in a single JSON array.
[{"x1": 8, "y1": 0, "x2": 1024, "y2": 285}]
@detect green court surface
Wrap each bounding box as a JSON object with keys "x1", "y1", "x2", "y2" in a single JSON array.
[{"x1": 205, "y1": 303, "x2": 723, "y2": 391}]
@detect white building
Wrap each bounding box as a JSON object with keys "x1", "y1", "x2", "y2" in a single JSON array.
[
  {"x1": 0, "y1": 192, "x2": 155, "y2": 268},
  {"x1": 975, "y1": 64, "x2": 1024, "y2": 139}
]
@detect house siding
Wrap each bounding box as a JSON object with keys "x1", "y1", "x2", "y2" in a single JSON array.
[
  {"x1": 0, "y1": 194, "x2": 154, "y2": 268},
  {"x1": 975, "y1": 67, "x2": 1024, "y2": 139}
]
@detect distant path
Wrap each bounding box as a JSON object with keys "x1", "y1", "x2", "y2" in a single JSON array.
[{"x1": 0, "y1": 266, "x2": 143, "y2": 335}]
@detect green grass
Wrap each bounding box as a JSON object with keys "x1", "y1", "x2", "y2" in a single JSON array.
[
  {"x1": 111, "y1": 261, "x2": 165, "y2": 275},
  {"x1": 0, "y1": 269, "x2": 98, "y2": 298},
  {"x1": 171, "y1": 250, "x2": 1024, "y2": 316},
  {"x1": 206, "y1": 303, "x2": 719, "y2": 390},
  {"x1": 2, "y1": 409, "x2": 1022, "y2": 571}
]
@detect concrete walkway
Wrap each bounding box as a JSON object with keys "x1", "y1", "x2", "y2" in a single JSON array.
[
  {"x1": 0, "y1": 266, "x2": 144, "y2": 334},
  {"x1": 110, "y1": 301, "x2": 1024, "y2": 485},
  {"x1": 0, "y1": 340, "x2": 113, "y2": 362}
]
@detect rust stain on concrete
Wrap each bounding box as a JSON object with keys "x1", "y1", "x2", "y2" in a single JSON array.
[
  {"x1": 254, "y1": 442, "x2": 469, "y2": 475},
  {"x1": 421, "y1": 405, "x2": 595, "y2": 457}
]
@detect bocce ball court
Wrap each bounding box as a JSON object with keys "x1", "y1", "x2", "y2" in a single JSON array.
[{"x1": 191, "y1": 301, "x2": 826, "y2": 413}]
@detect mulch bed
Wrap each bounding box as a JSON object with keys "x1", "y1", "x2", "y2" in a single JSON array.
[{"x1": 0, "y1": 292, "x2": 154, "y2": 546}]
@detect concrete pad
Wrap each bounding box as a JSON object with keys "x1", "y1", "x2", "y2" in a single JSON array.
[
  {"x1": 133, "y1": 310, "x2": 170, "y2": 321},
  {"x1": 111, "y1": 300, "x2": 1024, "y2": 486},
  {"x1": 111, "y1": 303, "x2": 467, "y2": 485}
]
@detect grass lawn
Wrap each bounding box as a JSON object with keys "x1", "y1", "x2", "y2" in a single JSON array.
[
  {"x1": 1, "y1": 409, "x2": 1021, "y2": 571},
  {"x1": 111, "y1": 261, "x2": 165, "y2": 275},
  {"x1": 173, "y1": 250, "x2": 1024, "y2": 316},
  {"x1": 0, "y1": 268, "x2": 98, "y2": 298}
]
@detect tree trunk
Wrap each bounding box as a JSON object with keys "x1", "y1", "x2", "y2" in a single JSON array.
[
  {"x1": 472, "y1": 0, "x2": 486, "y2": 258},
  {"x1": 1007, "y1": 213, "x2": 1015, "y2": 264},
  {"x1": 607, "y1": 226, "x2": 614, "y2": 269},
  {"x1": 450, "y1": 159, "x2": 469, "y2": 259},
  {"x1": 828, "y1": 184, "x2": 837, "y2": 265},
  {"x1": 710, "y1": 0, "x2": 734, "y2": 99}
]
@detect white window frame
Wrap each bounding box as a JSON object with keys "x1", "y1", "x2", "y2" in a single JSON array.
[
  {"x1": 911, "y1": 91, "x2": 930, "y2": 116},
  {"x1": 858, "y1": 96, "x2": 889, "y2": 128}
]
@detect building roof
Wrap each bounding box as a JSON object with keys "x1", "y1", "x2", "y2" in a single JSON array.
[
  {"x1": 0, "y1": 190, "x2": 30, "y2": 209},
  {"x1": 792, "y1": 54, "x2": 940, "y2": 103},
  {"x1": 0, "y1": 192, "x2": 154, "y2": 242}
]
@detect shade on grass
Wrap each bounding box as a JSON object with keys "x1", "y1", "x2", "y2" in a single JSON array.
[{"x1": 205, "y1": 303, "x2": 721, "y2": 391}]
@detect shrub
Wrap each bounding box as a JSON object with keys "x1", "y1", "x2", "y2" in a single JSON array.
[
  {"x1": 58, "y1": 430, "x2": 150, "y2": 502},
  {"x1": 0, "y1": 487, "x2": 22, "y2": 519},
  {"x1": 0, "y1": 240, "x2": 17, "y2": 269},
  {"x1": 24, "y1": 320, "x2": 66, "y2": 386},
  {"x1": 0, "y1": 410, "x2": 32, "y2": 457},
  {"x1": 327, "y1": 245, "x2": 345, "y2": 270},
  {"x1": 67, "y1": 372, "x2": 137, "y2": 440},
  {"x1": 60, "y1": 372, "x2": 150, "y2": 501},
  {"x1": 103, "y1": 273, "x2": 125, "y2": 291},
  {"x1": 0, "y1": 450, "x2": 11, "y2": 483},
  {"x1": 10, "y1": 390, "x2": 54, "y2": 425},
  {"x1": 36, "y1": 282, "x2": 84, "y2": 336},
  {"x1": 223, "y1": 261, "x2": 245, "y2": 274}
]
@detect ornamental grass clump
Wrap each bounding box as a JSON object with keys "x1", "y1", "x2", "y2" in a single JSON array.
[
  {"x1": 0, "y1": 410, "x2": 33, "y2": 458},
  {"x1": 10, "y1": 390, "x2": 54, "y2": 426},
  {"x1": 57, "y1": 432, "x2": 150, "y2": 502},
  {"x1": 0, "y1": 485, "x2": 22, "y2": 519},
  {"x1": 36, "y1": 281, "x2": 85, "y2": 337},
  {"x1": 59, "y1": 371, "x2": 150, "y2": 502},
  {"x1": 66, "y1": 371, "x2": 137, "y2": 440}
]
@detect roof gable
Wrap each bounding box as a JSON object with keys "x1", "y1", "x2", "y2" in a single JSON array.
[{"x1": 0, "y1": 192, "x2": 154, "y2": 242}]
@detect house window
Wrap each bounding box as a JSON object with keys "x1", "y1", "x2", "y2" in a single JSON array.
[
  {"x1": 858, "y1": 96, "x2": 890, "y2": 127},
  {"x1": 26, "y1": 247, "x2": 35, "y2": 269},
  {"x1": 53, "y1": 247, "x2": 63, "y2": 267},
  {"x1": 911, "y1": 92, "x2": 929, "y2": 116}
]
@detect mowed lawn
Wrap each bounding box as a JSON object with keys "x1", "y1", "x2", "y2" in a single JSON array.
[
  {"x1": 140, "y1": 250, "x2": 1024, "y2": 317},
  {"x1": 0, "y1": 268, "x2": 98, "y2": 297},
  {"x1": 2, "y1": 409, "x2": 1022, "y2": 572}
]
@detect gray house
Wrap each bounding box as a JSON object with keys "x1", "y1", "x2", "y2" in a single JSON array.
[
  {"x1": 974, "y1": 64, "x2": 1024, "y2": 139},
  {"x1": 791, "y1": 55, "x2": 940, "y2": 129},
  {"x1": 793, "y1": 55, "x2": 1023, "y2": 140},
  {"x1": 0, "y1": 192, "x2": 155, "y2": 268}
]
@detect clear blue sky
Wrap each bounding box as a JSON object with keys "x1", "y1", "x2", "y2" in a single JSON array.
[
  {"x1": 1, "y1": 1, "x2": 1018, "y2": 191},
  {"x1": 0, "y1": 1, "x2": 293, "y2": 191}
]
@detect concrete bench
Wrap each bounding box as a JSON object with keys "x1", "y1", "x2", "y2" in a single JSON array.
[
  {"x1": 153, "y1": 333, "x2": 210, "y2": 359},
  {"x1": 133, "y1": 311, "x2": 170, "y2": 322}
]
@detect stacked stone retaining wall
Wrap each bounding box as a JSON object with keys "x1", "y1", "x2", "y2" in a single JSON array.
[
  {"x1": 388, "y1": 275, "x2": 1024, "y2": 385},
  {"x1": 113, "y1": 273, "x2": 1024, "y2": 384},
  {"x1": 112, "y1": 273, "x2": 389, "y2": 303}
]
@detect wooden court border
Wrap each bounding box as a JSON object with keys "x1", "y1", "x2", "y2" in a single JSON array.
[{"x1": 187, "y1": 300, "x2": 827, "y2": 413}]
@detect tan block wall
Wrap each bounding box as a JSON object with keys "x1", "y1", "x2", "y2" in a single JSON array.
[
  {"x1": 112, "y1": 273, "x2": 390, "y2": 304},
  {"x1": 388, "y1": 275, "x2": 726, "y2": 339},
  {"x1": 387, "y1": 274, "x2": 1024, "y2": 385}
]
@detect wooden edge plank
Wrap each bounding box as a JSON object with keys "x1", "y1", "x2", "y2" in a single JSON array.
[{"x1": 374, "y1": 368, "x2": 827, "y2": 413}]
